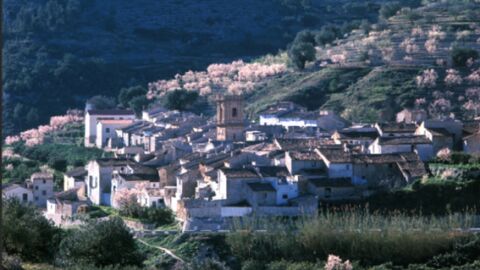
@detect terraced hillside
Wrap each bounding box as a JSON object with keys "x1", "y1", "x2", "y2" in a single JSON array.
[{"x1": 146, "y1": 1, "x2": 480, "y2": 123}]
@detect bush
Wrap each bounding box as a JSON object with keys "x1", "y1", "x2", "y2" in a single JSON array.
[
  {"x1": 451, "y1": 48, "x2": 479, "y2": 67},
  {"x1": 450, "y1": 152, "x2": 471, "y2": 164},
  {"x1": 2, "y1": 198, "x2": 62, "y2": 262},
  {"x1": 56, "y1": 217, "x2": 144, "y2": 267},
  {"x1": 48, "y1": 158, "x2": 67, "y2": 172}
]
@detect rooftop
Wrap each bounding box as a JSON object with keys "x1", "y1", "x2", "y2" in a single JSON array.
[
  {"x1": 288, "y1": 150, "x2": 323, "y2": 161},
  {"x1": 65, "y1": 167, "x2": 87, "y2": 178},
  {"x1": 377, "y1": 123, "x2": 417, "y2": 133},
  {"x1": 275, "y1": 138, "x2": 331, "y2": 151},
  {"x1": 87, "y1": 109, "x2": 134, "y2": 116},
  {"x1": 316, "y1": 149, "x2": 352, "y2": 163},
  {"x1": 377, "y1": 136, "x2": 431, "y2": 145},
  {"x1": 221, "y1": 168, "x2": 258, "y2": 179},
  {"x1": 98, "y1": 119, "x2": 134, "y2": 125}
]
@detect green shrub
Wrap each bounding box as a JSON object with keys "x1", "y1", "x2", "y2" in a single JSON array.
[
  {"x1": 56, "y1": 217, "x2": 144, "y2": 267},
  {"x1": 2, "y1": 198, "x2": 62, "y2": 262}
]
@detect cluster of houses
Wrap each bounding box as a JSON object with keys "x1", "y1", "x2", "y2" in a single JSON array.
[{"x1": 3, "y1": 95, "x2": 480, "y2": 230}]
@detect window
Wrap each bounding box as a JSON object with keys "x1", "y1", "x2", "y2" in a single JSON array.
[
  {"x1": 282, "y1": 194, "x2": 288, "y2": 199},
  {"x1": 232, "y1": 107, "x2": 237, "y2": 117},
  {"x1": 35, "y1": 186, "x2": 39, "y2": 190},
  {"x1": 346, "y1": 164, "x2": 350, "y2": 170},
  {"x1": 106, "y1": 128, "x2": 110, "y2": 133},
  {"x1": 35, "y1": 196, "x2": 39, "y2": 201},
  {"x1": 22, "y1": 193, "x2": 28, "y2": 202},
  {"x1": 42, "y1": 190, "x2": 46, "y2": 196},
  {"x1": 42, "y1": 179, "x2": 46, "y2": 184},
  {"x1": 263, "y1": 193, "x2": 268, "y2": 198}
]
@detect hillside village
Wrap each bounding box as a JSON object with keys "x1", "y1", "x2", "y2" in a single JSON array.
[
  {"x1": 4, "y1": 92, "x2": 480, "y2": 231},
  {"x1": 3, "y1": 1, "x2": 480, "y2": 269}
]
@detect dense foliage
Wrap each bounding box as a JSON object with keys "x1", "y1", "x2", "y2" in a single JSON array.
[
  {"x1": 56, "y1": 218, "x2": 144, "y2": 267},
  {"x1": 2, "y1": 199, "x2": 62, "y2": 262},
  {"x1": 12, "y1": 142, "x2": 110, "y2": 168}
]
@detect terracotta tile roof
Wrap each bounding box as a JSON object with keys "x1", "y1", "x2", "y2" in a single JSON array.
[
  {"x1": 378, "y1": 123, "x2": 417, "y2": 133},
  {"x1": 87, "y1": 109, "x2": 134, "y2": 115},
  {"x1": 275, "y1": 138, "x2": 333, "y2": 150},
  {"x1": 288, "y1": 150, "x2": 323, "y2": 161},
  {"x1": 221, "y1": 168, "x2": 258, "y2": 178},
  {"x1": 317, "y1": 149, "x2": 352, "y2": 163},
  {"x1": 377, "y1": 136, "x2": 431, "y2": 145}
]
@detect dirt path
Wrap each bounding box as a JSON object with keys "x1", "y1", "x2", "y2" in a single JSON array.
[{"x1": 136, "y1": 238, "x2": 185, "y2": 263}]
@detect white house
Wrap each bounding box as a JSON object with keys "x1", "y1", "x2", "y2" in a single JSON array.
[
  {"x1": 368, "y1": 136, "x2": 434, "y2": 161},
  {"x1": 84, "y1": 109, "x2": 135, "y2": 147},
  {"x1": 86, "y1": 158, "x2": 131, "y2": 205},
  {"x1": 95, "y1": 119, "x2": 135, "y2": 149},
  {"x1": 2, "y1": 184, "x2": 33, "y2": 204},
  {"x1": 27, "y1": 172, "x2": 54, "y2": 208},
  {"x1": 316, "y1": 148, "x2": 353, "y2": 179}
]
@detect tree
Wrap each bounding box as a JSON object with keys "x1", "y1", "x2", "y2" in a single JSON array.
[
  {"x1": 451, "y1": 48, "x2": 479, "y2": 68},
  {"x1": 87, "y1": 95, "x2": 117, "y2": 110},
  {"x1": 2, "y1": 198, "x2": 62, "y2": 262},
  {"x1": 56, "y1": 217, "x2": 144, "y2": 267},
  {"x1": 288, "y1": 42, "x2": 315, "y2": 70},
  {"x1": 288, "y1": 30, "x2": 317, "y2": 70},
  {"x1": 162, "y1": 89, "x2": 199, "y2": 111},
  {"x1": 118, "y1": 86, "x2": 147, "y2": 108},
  {"x1": 128, "y1": 96, "x2": 151, "y2": 116},
  {"x1": 49, "y1": 158, "x2": 67, "y2": 172},
  {"x1": 379, "y1": 2, "x2": 401, "y2": 20}
]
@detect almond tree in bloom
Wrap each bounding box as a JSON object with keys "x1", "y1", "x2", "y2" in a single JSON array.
[
  {"x1": 4, "y1": 136, "x2": 21, "y2": 145},
  {"x1": 112, "y1": 183, "x2": 146, "y2": 211},
  {"x1": 416, "y1": 69, "x2": 438, "y2": 88},
  {"x1": 466, "y1": 68, "x2": 480, "y2": 84},
  {"x1": 425, "y1": 38, "x2": 438, "y2": 54},
  {"x1": 428, "y1": 25, "x2": 446, "y2": 40},
  {"x1": 147, "y1": 60, "x2": 287, "y2": 98},
  {"x1": 429, "y1": 98, "x2": 451, "y2": 119},
  {"x1": 5, "y1": 113, "x2": 84, "y2": 146},
  {"x1": 400, "y1": 37, "x2": 419, "y2": 54},
  {"x1": 444, "y1": 69, "x2": 463, "y2": 86},
  {"x1": 411, "y1": 26, "x2": 424, "y2": 37},
  {"x1": 324, "y1": 255, "x2": 353, "y2": 270}
]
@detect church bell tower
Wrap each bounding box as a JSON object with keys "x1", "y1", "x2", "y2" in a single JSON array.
[{"x1": 216, "y1": 94, "x2": 244, "y2": 141}]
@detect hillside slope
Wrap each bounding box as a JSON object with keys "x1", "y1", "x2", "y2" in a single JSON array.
[
  {"x1": 146, "y1": 1, "x2": 480, "y2": 123},
  {"x1": 2, "y1": 0, "x2": 392, "y2": 136}
]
